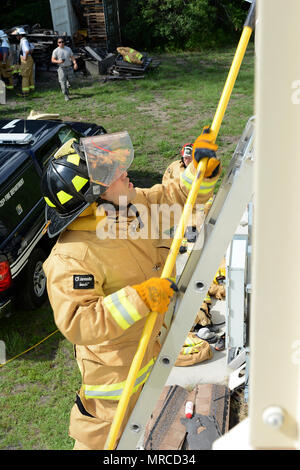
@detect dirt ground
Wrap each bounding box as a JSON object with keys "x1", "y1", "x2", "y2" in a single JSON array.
[{"x1": 229, "y1": 389, "x2": 248, "y2": 429}]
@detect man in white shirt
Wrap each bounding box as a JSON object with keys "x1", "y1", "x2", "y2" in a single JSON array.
[
  {"x1": 51, "y1": 37, "x2": 78, "y2": 101},
  {"x1": 12, "y1": 27, "x2": 35, "y2": 97},
  {"x1": 0, "y1": 30, "x2": 13, "y2": 90}
]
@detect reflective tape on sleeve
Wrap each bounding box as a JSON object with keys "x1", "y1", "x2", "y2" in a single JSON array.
[
  {"x1": 103, "y1": 288, "x2": 142, "y2": 330},
  {"x1": 181, "y1": 166, "x2": 217, "y2": 194}
]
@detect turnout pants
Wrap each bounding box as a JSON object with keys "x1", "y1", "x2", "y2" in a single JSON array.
[
  {"x1": 20, "y1": 55, "x2": 34, "y2": 94},
  {"x1": 57, "y1": 66, "x2": 73, "y2": 95},
  {"x1": 70, "y1": 391, "x2": 142, "y2": 450},
  {"x1": 0, "y1": 59, "x2": 14, "y2": 89}
]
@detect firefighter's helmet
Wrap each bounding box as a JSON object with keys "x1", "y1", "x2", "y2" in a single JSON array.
[
  {"x1": 180, "y1": 143, "x2": 193, "y2": 160},
  {"x1": 42, "y1": 131, "x2": 134, "y2": 238},
  {"x1": 12, "y1": 27, "x2": 27, "y2": 35}
]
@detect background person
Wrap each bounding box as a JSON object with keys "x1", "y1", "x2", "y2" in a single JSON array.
[
  {"x1": 162, "y1": 142, "x2": 193, "y2": 185},
  {"x1": 12, "y1": 27, "x2": 34, "y2": 97},
  {"x1": 51, "y1": 37, "x2": 78, "y2": 102},
  {"x1": 0, "y1": 29, "x2": 14, "y2": 91}
]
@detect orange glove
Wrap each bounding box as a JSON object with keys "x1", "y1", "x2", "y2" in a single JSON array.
[
  {"x1": 132, "y1": 277, "x2": 178, "y2": 315},
  {"x1": 193, "y1": 126, "x2": 220, "y2": 178}
]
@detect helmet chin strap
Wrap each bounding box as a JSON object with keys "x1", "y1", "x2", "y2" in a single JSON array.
[
  {"x1": 72, "y1": 141, "x2": 86, "y2": 161},
  {"x1": 97, "y1": 198, "x2": 144, "y2": 230}
]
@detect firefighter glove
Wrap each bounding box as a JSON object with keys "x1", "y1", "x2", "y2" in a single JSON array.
[
  {"x1": 193, "y1": 126, "x2": 220, "y2": 178},
  {"x1": 133, "y1": 277, "x2": 178, "y2": 315}
]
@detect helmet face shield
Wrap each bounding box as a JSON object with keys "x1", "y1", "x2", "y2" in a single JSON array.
[
  {"x1": 181, "y1": 143, "x2": 193, "y2": 159},
  {"x1": 81, "y1": 131, "x2": 134, "y2": 190},
  {"x1": 42, "y1": 131, "x2": 134, "y2": 238}
]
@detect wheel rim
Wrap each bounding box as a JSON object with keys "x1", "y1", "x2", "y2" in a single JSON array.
[{"x1": 33, "y1": 261, "x2": 46, "y2": 297}]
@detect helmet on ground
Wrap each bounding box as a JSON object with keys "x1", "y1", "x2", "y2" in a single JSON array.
[
  {"x1": 42, "y1": 131, "x2": 134, "y2": 238},
  {"x1": 12, "y1": 27, "x2": 26, "y2": 35}
]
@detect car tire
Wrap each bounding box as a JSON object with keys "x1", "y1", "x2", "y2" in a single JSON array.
[{"x1": 18, "y1": 247, "x2": 48, "y2": 310}]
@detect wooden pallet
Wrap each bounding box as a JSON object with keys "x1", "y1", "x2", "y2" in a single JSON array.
[
  {"x1": 80, "y1": 0, "x2": 108, "y2": 42},
  {"x1": 81, "y1": 0, "x2": 103, "y2": 5}
]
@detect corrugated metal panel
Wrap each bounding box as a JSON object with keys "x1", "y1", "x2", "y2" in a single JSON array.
[{"x1": 49, "y1": 0, "x2": 78, "y2": 36}]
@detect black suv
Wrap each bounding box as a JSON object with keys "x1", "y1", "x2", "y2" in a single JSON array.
[{"x1": 0, "y1": 118, "x2": 106, "y2": 317}]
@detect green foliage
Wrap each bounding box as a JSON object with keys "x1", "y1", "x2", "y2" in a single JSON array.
[
  {"x1": 119, "y1": 0, "x2": 249, "y2": 51},
  {"x1": 1, "y1": 0, "x2": 52, "y2": 30},
  {"x1": 1, "y1": 0, "x2": 249, "y2": 52}
]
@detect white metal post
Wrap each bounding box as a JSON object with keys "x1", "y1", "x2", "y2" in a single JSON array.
[{"x1": 249, "y1": 0, "x2": 300, "y2": 449}]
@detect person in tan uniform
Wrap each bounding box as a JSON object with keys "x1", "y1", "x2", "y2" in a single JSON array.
[
  {"x1": 163, "y1": 142, "x2": 217, "y2": 328},
  {"x1": 162, "y1": 142, "x2": 193, "y2": 186},
  {"x1": 41, "y1": 130, "x2": 221, "y2": 450},
  {"x1": 12, "y1": 27, "x2": 35, "y2": 97}
]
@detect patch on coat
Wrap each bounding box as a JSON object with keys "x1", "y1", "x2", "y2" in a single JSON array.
[{"x1": 73, "y1": 274, "x2": 94, "y2": 289}]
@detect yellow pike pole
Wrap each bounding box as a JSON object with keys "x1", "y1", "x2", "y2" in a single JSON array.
[{"x1": 104, "y1": 0, "x2": 256, "y2": 450}]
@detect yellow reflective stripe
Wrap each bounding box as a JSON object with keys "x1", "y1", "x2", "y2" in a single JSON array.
[
  {"x1": 103, "y1": 288, "x2": 142, "y2": 330},
  {"x1": 72, "y1": 175, "x2": 88, "y2": 191},
  {"x1": 181, "y1": 167, "x2": 217, "y2": 194},
  {"x1": 67, "y1": 154, "x2": 80, "y2": 166},
  {"x1": 117, "y1": 289, "x2": 142, "y2": 323},
  {"x1": 44, "y1": 196, "x2": 56, "y2": 207},
  {"x1": 204, "y1": 294, "x2": 211, "y2": 303},
  {"x1": 103, "y1": 295, "x2": 130, "y2": 330},
  {"x1": 83, "y1": 358, "x2": 155, "y2": 400},
  {"x1": 185, "y1": 337, "x2": 196, "y2": 346},
  {"x1": 57, "y1": 190, "x2": 73, "y2": 204},
  {"x1": 183, "y1": 346, "x2": 192, "y2": 355},
  {"x1": 183, "y1": 346, "x2": 200, "y2": 355},
  {"x1": 125, "y1": 55, "x2": 131, "y2": 63}
]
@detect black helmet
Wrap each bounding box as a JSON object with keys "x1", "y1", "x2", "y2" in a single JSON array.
[
  {"x1": 41, "y1": 138, "x2": 106, "y2": 238},
  {"x1": 42, "y1": 132, "x2": 135, "y2": 238}
]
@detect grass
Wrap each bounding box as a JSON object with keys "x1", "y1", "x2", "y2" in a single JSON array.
[{"x1": 0, "y1": 46, "x2": 254, "y2": 450}]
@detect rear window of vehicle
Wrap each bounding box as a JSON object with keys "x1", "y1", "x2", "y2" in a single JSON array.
[{"x1": 58, "y1": 127, "x2": 79, "y2": 145}]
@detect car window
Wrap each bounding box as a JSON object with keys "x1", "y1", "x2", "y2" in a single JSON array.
[
  {"x1": 58, "y1": 127, "x2": 79, "y2": 145},
  {"x1": 35, "y1": 126, "x2": 80, "y2": 169}
]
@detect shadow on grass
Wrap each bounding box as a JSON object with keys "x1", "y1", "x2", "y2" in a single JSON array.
[
  {"x1": 0, "y1": 300, "x2": 63, "y2": 364},
  {"x1": 128, "y1": 169, "x2": 163, "y2": 188}
]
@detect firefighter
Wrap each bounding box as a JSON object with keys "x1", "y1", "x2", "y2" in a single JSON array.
[
  {"x1": 162, "y1": 142, "x2": 193, "y2": 186},
  {"x1": 12, "y1": 27, "x2": 35, "y2": 97},
  {"x1": 42, "y1": 130, "x2": 221, "y2": 450},
  {"x1": 0, "y1": 30, "x2": 14, "y2": 91}
]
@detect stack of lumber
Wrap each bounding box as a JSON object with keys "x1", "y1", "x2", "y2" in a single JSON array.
[{"x1": 80, "y1": 0, "x2": 106, "y2": 42}]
